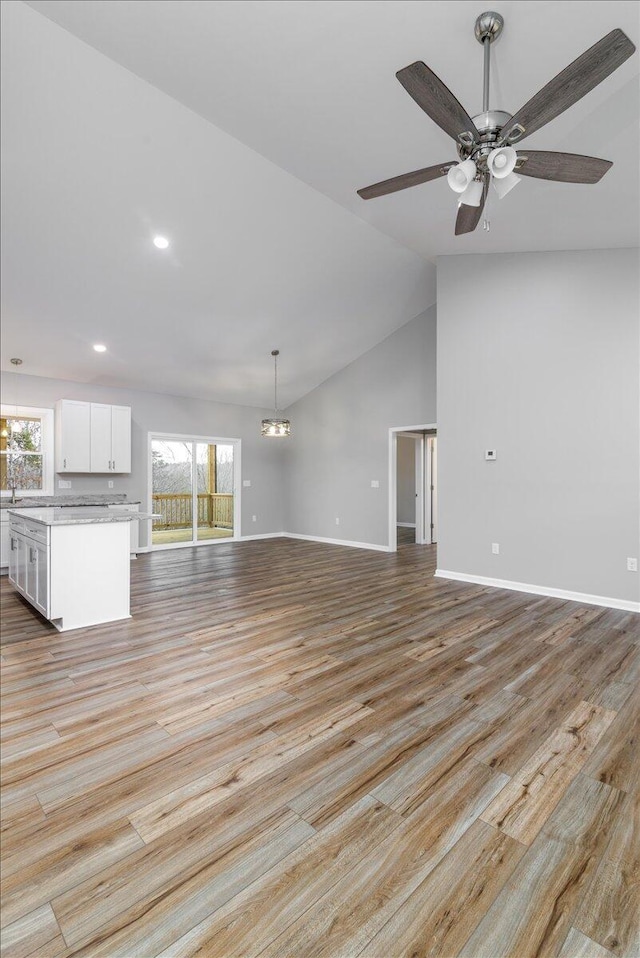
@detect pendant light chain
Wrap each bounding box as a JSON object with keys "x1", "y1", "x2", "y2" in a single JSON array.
[{"x1": 273, "y1": 350, "x2": 279, "y2": 415}]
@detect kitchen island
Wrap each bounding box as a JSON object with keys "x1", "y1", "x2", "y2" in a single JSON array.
[{"x1": 7, "y1": 507, "x2": 155, "y2": 631}]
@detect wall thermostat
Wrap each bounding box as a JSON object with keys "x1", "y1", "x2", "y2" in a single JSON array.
[{"x1": 485, "y1": 449, "x2": 497, "y2": 460}]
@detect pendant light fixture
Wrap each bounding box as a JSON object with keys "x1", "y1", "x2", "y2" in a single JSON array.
[{"x1": 261, "y1": 349, "x2": 291, "y2": 438}]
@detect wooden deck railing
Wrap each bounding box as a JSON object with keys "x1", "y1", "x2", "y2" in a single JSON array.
[{"x1": 152, "y1": 493, "x2": 234, "y2": 530}]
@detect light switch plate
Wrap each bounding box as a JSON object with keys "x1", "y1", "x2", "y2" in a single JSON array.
[
  {"x1": 371, "y1": 480, "x2": 379, "y2": 488},
  {"x1": 58, "y1": 479, "x2": 72, "y2": 489},
  {"x1": 243, "y1": 479, "x2": 251, "y2": 487},
  {"x1": 485, "y1": 450, "x2": 497, "y2": 461}
]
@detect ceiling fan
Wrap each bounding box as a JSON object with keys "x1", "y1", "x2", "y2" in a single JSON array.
[{"x1": 357, "y1": 11, "x2": 636, "y2": 235}]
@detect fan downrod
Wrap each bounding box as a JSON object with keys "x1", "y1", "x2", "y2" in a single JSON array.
[{"x1": 474, "y1": 11, "x2": 504, "y2": 44}]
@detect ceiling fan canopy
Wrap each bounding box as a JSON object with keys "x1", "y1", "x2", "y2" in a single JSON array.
[{"x1": 357, "y1": 12, "x2": 636, "y2": 235}]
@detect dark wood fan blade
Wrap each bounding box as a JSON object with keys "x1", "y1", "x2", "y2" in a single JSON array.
[
  {"x1": 501, "y1": 29, "x2": 636, "y2": 144},
  {"x1": 454, "y1": 176, "x2": 488, "y2": 236},
  {"x1": 517, "y1": 151, "x2": 612, "y2": 183},
  {"x1": 357, "y1": 162, "x2": 454, "y2": 199},
  {"x1": 396, "y1": 61, "x2": 479, "y2": 143}
]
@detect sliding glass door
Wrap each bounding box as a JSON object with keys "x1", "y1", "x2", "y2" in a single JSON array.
[{"x1": 150, "y1": 434, "x2": 239, "y2": 548}]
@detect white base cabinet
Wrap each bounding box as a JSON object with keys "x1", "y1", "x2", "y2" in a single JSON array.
[
  {"x1": 8, "y1": 513, "x2": 131, "y2": 631},
  {"x1": 8, "y1": 516, "x2": 50, "y2": 618}
]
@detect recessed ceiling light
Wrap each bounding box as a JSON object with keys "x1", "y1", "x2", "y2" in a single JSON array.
[
  {"x1": 93, "y1": 344, "x2": 107, "y2": 353},
  {"x1": 153, "y1": 235, "x2": 169, "y2": 249}
]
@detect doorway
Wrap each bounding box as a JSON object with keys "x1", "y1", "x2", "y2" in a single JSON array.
[
  {"x1": 388, "y1": 424, "x2": 437, "y2": 552},
  {"x1": 148, "y1": 433, "x2": 241, "y2": 550}
]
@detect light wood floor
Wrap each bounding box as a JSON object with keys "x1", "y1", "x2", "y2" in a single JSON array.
[{"x1": 1, "y1": 538, "x2": 638, "y2": 958}]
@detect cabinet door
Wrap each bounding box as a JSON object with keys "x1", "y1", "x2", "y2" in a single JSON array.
[
  {"x1": 15, "y1": 534, "x2": 27, "y2": 593},
  {"x1": 0, "y1": 519, "x2": 9, "y2": 570},
  {"x1": 90, "y1": 404, "x2": 112, "y2": 473},
  {"x1": 34, "y1": 540, "x2": 49, "y2": 617},
  {"x1": 25, "y1": 539, "x2": 37, "y2": 604},
  {"x1": 7, "y1": 530, "x2": 18, "y2": 582},
  {"x1": 110, "y1": 406, "x2": 131, "y2": 473},
  {"x1": 57, "y1": 401, "x2": 91, "y2": 472}
]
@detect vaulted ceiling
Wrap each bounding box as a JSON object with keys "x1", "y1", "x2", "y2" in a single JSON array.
[{"x1": 2, "y1": 1, "x2": 638, "y2": 407}]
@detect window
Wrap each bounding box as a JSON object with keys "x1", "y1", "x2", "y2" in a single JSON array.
[{"x1": 0, "y1": 406, "x2": 54, "y2": 496}]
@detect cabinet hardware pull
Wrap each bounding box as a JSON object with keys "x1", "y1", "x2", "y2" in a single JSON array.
[
  {"x1": 29, "y1": 547, "x2": 36, "y2": 564},
  {"x1": 10, "y1": 538, "x2": 16, "y2": 551},
  {"x1": 63, "y1": 458, "x2": 67, "y2": 469}
]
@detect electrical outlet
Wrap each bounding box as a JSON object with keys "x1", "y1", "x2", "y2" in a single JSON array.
[
  {"x1": 627, "y1": 557, "x2": 638, "y2": 572},
  {"x1": 492, "y1": 542, "x2": 500, "y2": 554},
  {"x1": 243, "y1": 479, "x2": 251, "y2": 487},
  {"x1": 108, "y1": 480, "x2": 114, "y2": 488},
  {"x1": 252, "y1": 515, "x2": 257, "y2": 522},
  {"x1": 371, "y1": 480, "x2": 379, "y2": 488},
  {"x1": 58, "y1": 479, "x2": 71, "y2": 489},
  {"x1": 335, "y1": 517, "x2": 340, "y2": 526}
]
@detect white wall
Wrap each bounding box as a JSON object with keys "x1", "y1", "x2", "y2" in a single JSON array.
[
  {"x1": 282, "y1": 306, "x2": 437, "y2": 547},
  {"x1": 437, "y1": 248, "x2": 639, "y2": 605},
  {"x1": 1, "y1": 372, "x2": 285, "y2": 539},
  {"x1": 396, "y1": 436, "x2": 416, "y2": 524}
]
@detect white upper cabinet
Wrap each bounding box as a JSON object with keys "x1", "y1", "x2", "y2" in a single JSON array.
[
  {"x1": 110, "y1": 405, "x2": 132, "y2": 474},
  {"x1": 90, "y1": 403, "x2": 112, "y2": 473},
  {"x1": 56, "y1": 400, "x2": 131, "y2": 473},
  {"x1": 55, "y1": 400, "x2": 91, "y2": 472}
]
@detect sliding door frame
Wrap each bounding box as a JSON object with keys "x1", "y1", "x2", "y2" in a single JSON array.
[{"x1": 147, "y1": 431, "x2": 241, "y2": 551}]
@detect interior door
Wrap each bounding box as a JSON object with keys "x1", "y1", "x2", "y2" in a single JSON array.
[{"x1": 429, "y1": 436, "x2": 438, "y2": 543}]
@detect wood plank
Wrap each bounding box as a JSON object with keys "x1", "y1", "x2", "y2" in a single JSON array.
[
  {"x1": 573, "y1": 791, "x2": 640, "y2": 956},
  {"x1": 129, "y1": 700, "x2": 372, "y2": 842},
  {"x1": 558, "y1": 927, "x2": 616, "y2": 958},
  {"x1": 459, "y1": 775, "x2": 625, "y2": 957},
  {"x1": 154, "y1": 796, "x2": 402, "y2": 958},
  {"x1": 0, "y1": 904, "x2": 63, "y2": 958},
  {"x1": 52, "y1": 809, "x2": 314, "y2": 952},
  {"x1": 481, "y1": 700, "x2": 616, "y2": 844},
  {"x1": 260, "y1": 762, "x2": 509, "y2": 958},
  {"x1": 582, "y1": 684, "x2": 640, "y2": 794},
  {"x1": 358, "y1": 821, "x2": 525, "y2": 958}
]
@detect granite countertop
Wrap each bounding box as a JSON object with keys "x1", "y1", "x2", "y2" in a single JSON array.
[
  {"x1": 1, "y1": 495, "x2": 141, "y2": 510},
  {"x1": 7, "y1": 507, "x2": 160, "y2": 527}
]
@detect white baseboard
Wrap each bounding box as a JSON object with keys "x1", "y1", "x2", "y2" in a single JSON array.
[
  {"x1": 434, "y1": 569, "x2": 640, "y2": 613},
  {"x1": 284, "y1": 532, "x2": 392, "y2": 553},
  {"x1": 397, "y1": 522, "x2": 417, "y2": 528}
]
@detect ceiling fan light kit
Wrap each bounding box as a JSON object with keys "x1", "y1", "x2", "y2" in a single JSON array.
[
  {"x1": 447, "y1": 158, "x2": 477, "y2": 192},
  {"x1": 357, "y1": 11, "x2": 635, "y2": 234},
  {"x1": 459, "y1": 178, "x2": 484, "y2": 207}
]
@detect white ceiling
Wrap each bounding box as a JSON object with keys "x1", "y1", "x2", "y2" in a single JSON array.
[{"x1": 3, "y1": 0, "x2": 639, "y2": 407}]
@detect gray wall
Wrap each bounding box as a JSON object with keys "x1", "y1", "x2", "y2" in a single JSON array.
[
  {"x1": 397, "y1": 436, "x2": 416, "y2": 524},
  {"x1": 1, "y1": 372, "x2": 285, "y2": 539},
  {"x1": 437, "y1": 248, "x2": 639, "y2": 603},
  {"x1": 282, "y1": 306, "x2": 437, "y2": 546}
]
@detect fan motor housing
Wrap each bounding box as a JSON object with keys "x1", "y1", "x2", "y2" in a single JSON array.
[{"x1": 457, "y1": 110, "x2": 512, "y2": 163}]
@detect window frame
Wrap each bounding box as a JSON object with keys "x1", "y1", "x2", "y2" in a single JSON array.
[{"x1": 0, "y1": 405, "x2": 54, "y2": 497}]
